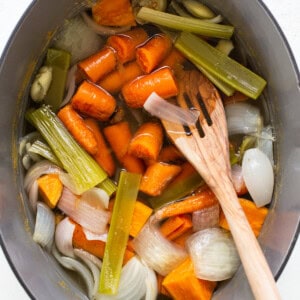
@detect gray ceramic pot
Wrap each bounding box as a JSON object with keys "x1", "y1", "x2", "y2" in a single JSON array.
[{"x1": 0, "y1": 1, "x2": 299, "y2": 299}]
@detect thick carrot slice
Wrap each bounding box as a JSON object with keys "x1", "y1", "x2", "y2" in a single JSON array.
[
  {"x1": 173, "y1": 228, "x2": 194, "y2": 248},
  {"x1": 98, "y1": 61, "x2": 144, "y2": 94},
  {"x1": 157, "y1": 274, "x2": 172, "y2": 298},
  {"x1": 139, "y1": 162, "x2": 182, "y2": 196},
  {"x1": 162, "y1": 258, "x2": 217, "y2": 300},
  {"x1": 84, "y1": 118, "x2": 116, "y2": 177},
  {"x1": 136, "y1": 33, "x2": 173, "y2": 73},
  {"x1": 92, "y1": 0, "x2": 136, "y2": 27},
  {"x1": 121, "y1": 66, "x2": 179, "y2": 108},
  {"x1": 107, "y1": 28, "x2": 149, "y2": 64},
  {"x1": 128, "y1": 122, "x2": 163, "y2": 162},
  {"x1": 219, "y1": 198, "x2": 268, "y2": 237},
  {"x1": 71, "y1": 80, "x2": 116, "y2": 121},
  {"x1": 158, "y1": 145, "x2": 185, "y2": 163},
  {"x1": 78, "y1": 47, "x2": 117, "y2": 83},
  {"x1": 57, "y1": 104, "x2": 98, "y2": 155},
  {"x1": 159, "y1": 47, "x2": 186, "y2": 70},
  {"x1": 121, "y1": 153, "x2": 145, "y2": 174}
]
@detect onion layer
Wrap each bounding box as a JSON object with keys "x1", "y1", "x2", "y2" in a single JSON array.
[{"x1": 192, "y1": 204, "x2": 220, "y2": 232}]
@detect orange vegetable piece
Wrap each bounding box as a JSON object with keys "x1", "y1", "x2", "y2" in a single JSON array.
[
  {"x1": 57, "y1": 104, "x2": 98, "y2": 155},
  {"x1": 120, "y1": 153, "x2": 145, "y2": 174},
  {"x1": 98, "y1": 61, "x2": 144, "y2": 94},
  {"x1": 92, "y1": 0, "x2": 136, "y2": 27},
  {"x1": 223, "y1": 91, "x2": 249, "y2": 105},
  {"x1": 162, "y1": 258, "x2": 217, "y2": 300},
  {"x1": 37, "y1": 174, "x2": 63, "y2": 209},
  {"x1": 71, "y1": 80, "x2": 117, "y2": 121},
  {"x1": 159, "y1": 48, "x2": 186, "y2": 70},
  {"x1": 136, "y1": 33, "x2": 173, "y2": 73},
  {"x1": 107, "y1": 28, "x2": 149, "y2": 64},
  {"x1": 173, "y1": 228, "x2": 194, "y2": 248},
  {"x1": 121, "y1": 66, "x2": 179, "y2": 108},
  {"x1": 128, "y1": 122, "x2": 163, "y2": 162},
  {"x1": 157, "y1": 274, "x2": 172, "y2": 297},
  {"x1": 78, "y1": 47, "x2": 117, "y2": 83},
  {"x1": 158, "y1": 145, "x2": 185, "y2": 163},
  {"x1": 160, "y1": 214, "x2": 193, "y2": 241},
  {"x1": 84, "y1": 118, "x2": 116, "y2": 177},
  {"x1": 219, "y1": 198, "x2": 268, "y2": 237},
  {"x1": 139, "y1": 162, "x2": 182, "y2": 196}
]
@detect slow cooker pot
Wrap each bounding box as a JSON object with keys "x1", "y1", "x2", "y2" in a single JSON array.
[{"x1": 0, "y1": 0, "x2": 299, "y2": 299}]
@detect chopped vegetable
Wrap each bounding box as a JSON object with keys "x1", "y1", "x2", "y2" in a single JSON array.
[
  {"x1": 122, "y1": 67, "x2": 179, "y2": 108},
  {"x1": 37, "y1": 174, "x2": 63, "y2": 209},
  {"x1": 158, "y1": 145, "x2": 185, "y2": 163},
  {"x1": 182, "y1": 0, "x2": 215, "y2": 19},
  {"x1": 99, "y1": 171, "x2": 141, "y2": 294},
  {"x1": 26, "y1": 105, "x2": 109, "y2": 194},
  {"x1": 57, "y1": 104, "x2": 98, "y2": 155},
  {"x1": 137, "y1": 7, "x2": 234, "y2": 39},
  {"x1": 30, "y1": 66, "x2": 53, "y2": 102},
  {"x1": 175, "y1": 32, "x2": 267, "y2": 99},
  {"x1": 44, "y1": 48, "x2": 71, "y2": 111},
  {"x1": 192, "y1": 203, "x2": 220, "y2": 232},
  {"x1": 136, "y1": 33, "x2": 173, "y2": 73},
  {"x1": 158, "y1": 47, "x2": 186, "y2": 70}
]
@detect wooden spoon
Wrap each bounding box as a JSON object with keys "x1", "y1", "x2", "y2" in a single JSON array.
[{"x1": 161, "y1": 70, "x2": 280, "y2": 300}]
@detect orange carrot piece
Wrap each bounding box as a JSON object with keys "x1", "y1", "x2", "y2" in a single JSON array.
[
  {"x1": 157, "y1": 274, "x2": 172, "y2": 297},
  {"x1": 103, "y1": 121, "x2": 145, "y2": 173},
  {"x1": 155, "y1": 188, "x2": 218, "y2": 221},
  {"x1": 162, "y1": 258, "x2": 217, "y2": 300},
  {"x1": 92, "y1": 0, "x2": 136, "y2": 27},
  {"x1": 136, "y1": 33, "x2": 173, "y2": 73},
  {"x1": 130, "y1": 201, "x2": 153, "y2": 237},
  {"x1": 84, "y1": 118, "x2": 116, "y2": 177},
  {"x1": 128, "y1": 122, "x2": 164, "y2": 162},
  {"x1": 123, "y1": 248, "x2": 135, "y2": 265},
  {"x1": 71, "y1": 80, "x2": 117, "y2": 121},
  {"x1": 78, "y1": 47, "x2": 117, "y2": 83},
  {"x1": 158, "y1": 145, "x2": 185, "y2": 163},
  {"x1": 57, "y1": 104, "x2": 98, "y2": 155},
  {"x1": 223, "y1": 91, "x2": 249, "y2": 105},
  {"x1": 159, "y1": 47, "x2": 186, "y2": 70},
  {"x1": 107, "y1": 28, "x2": 149, "y2": 64},
  {"x1": 121, "y1": 66, "x2": 179, "y2": 108},
  {"x1": 98, "y1": 61, "x2": 144, "y2": 94},
  {"x1": 160, "y1": 214, "x2": 193, "y2": 241},
  {"x1": 139, "y1": 162, "x2": 182, "y2": 197},
  {"x1": 37, "y1": 174, "x2": 63, "y2": 209},
  {"x1": 173, "y1": 228, "x2": 194, "y2": 248},
  {"x1": 219, "y1": 198, "x2": 268, "y2": 237}
]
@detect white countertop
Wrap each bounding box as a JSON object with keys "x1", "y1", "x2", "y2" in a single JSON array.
[{"x1": 0, "y1": 0, "x2": 299, "y2": 299}]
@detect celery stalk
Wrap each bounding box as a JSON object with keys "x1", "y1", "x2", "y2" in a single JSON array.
[
  {"x1": 99, "y1": 171, "x2": 141, "y2": 294},
  {"x1": 98, "y1": 178, "x2": 117, "y2": 197},
  {"x1": 175, "y1": 32, "x2": 266, "y2": 99},
  {"x1": 137, "y1": 7, "x2": 234, "y2": 39},
  {"x1": 26, "y1": 105, "x2": 108, "y2": 194}
]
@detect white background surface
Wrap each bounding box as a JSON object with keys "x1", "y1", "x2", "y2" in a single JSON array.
[{"x1": 0, "y1": 0, "x2": 299, "y2": 299}]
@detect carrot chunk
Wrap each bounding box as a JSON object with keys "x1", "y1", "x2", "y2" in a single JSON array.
[
  {"x1": 78, "y1": 47, "x2": 117, "y2": 82},
  {"x1": 37, "y1": 174, "x2": 63, "y2": 209},
  {"x1": 139, "y1": 162, "x2": 182, "y2": 196},
  {"x1": 57, "y1": 104, "x2": 98, "y2": 155},
  {"x1": 130, "y1": 201, "x2": 153, "y2": 237},
  {"x1": 162, "y1": 258, "x2": 217, "y2": 300},
  {"x1": 128, "y1": 122, "x2": 164, "y2": 162},
  {"x1": 107, "y1": 28, "x2": 149, "y2": 64},
  {"x1": 136, "y1": 33, "x2": 173, "y2": 73},
  {"x1": 98, "y1": 61, "x2": 144, "y2": 94},
  {"x1": 158, "y1": 145, "x2": 185, "y2": 163},
  {"x1": 121, "y1": 66, "x2": 179, "y2": 108},
  {"x1": 84, "y1": 118, "x2": 116, "y2": 177},
  {"x1": 71, "y1": 80, "x2": 116, "y2": 121},
  {"x1": 159, "y1": 48, "x2": 186, "y2": 70}
]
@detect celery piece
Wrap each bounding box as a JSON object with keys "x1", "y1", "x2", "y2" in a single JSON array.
[
  {"x1": 28, "y1": 140, "x2": 63, "y2": 167},
  {"x1": 26, "y1": 105, "x2": 108, "y2": 194},
  {"x1": 98, "y1": 178, "x2": 117, "y2": 197},
  {"x1": 175, "y1": 32, "x2": 267, "y2": 99},
  {"x1": 99, "y1": 171, "x2": 142, "y2": 294},
  {"x1": 137, "y1": 7, "x2": 234, "y2": 39},
  {"x1": 148, "y1": 172, "x2": 203, "y2": 209},
  {"x1": 44, "y1": 48, "x2": 71, "y2": 111}
]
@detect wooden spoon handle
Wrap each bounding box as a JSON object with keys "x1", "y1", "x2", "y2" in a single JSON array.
[{"x1": 214, "y1": 176, "x2": 281, "y2": 300}]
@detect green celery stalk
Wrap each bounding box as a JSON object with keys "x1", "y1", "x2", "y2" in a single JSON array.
[
  {"x1": 44, "y1": 48, "x2": 71, "y2": 111},
  {"x1": 26, "y1": 105, "x2": 108, "y2": 194},
  {"x1": 99, "y1": 171, "x2": 141, "y2": 294},
  {"x1": 98, "y1": 178, "x2": 117, "y2": 197},
  {"x1": 175, "y1": 32, "x2": 266, "y2": 99},
  {"x1": 137, "y1": 7, "x2": 234, "y2": 39}
]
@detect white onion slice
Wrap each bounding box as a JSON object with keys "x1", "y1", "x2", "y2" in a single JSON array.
[
  {"x1": 60, "y1": 64, "x2": 77, "y2": 107},
  {"x1": 242, "y1": 148, "x2": 274, "y2": 207},
  {"x1": 83, "y1": 229, "x2": 107, "y2": 242},
  {"x1": 145, "y1": 264, "x2": 158, "y2": 300},
  {"x1": 55, "y1": 217, "x2": 76, "y2": 258},
  {"x1": 19, "y1": 131, "x2": 41, "y2": 156},
  {"x1": 58, "y1": 188, "x2": 111, "y2": 234},
  {"x1": 231, "y1": 164, "x2": 247, "y2": 195},
  {"x1": 58, "y1": 172, "x2": 81, "y2": 195},
  {"x1": 133, "y1": 218, "x2": 188, "y2": 276},
  {"x1": 225, "y1": 102, "x2": 262, "y2": 136},
  {"x1": 33, "y1": 202, "x2": 55, "y2": 249},
  {"x1": 257, "y1": 125, "x2": 274, "y2": 166},
  {"x1": 28, "y1": 180, "x2": 39, "y2": 211},
  {"x1": 81, "y1": 11, "x2": 131, "y2": 36},
  {"x1": 192, "y1": 204, "x2": 220, "y2": 232},
  {"x1": 144, "y1": 92, "x2": 200, "y2": 126},
  {"x1": 81, "y1": 187, "x2": 109, "y2": 209},
  {"x1": 187, "y1": 228, "x2": 240, "y2": 281}
]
